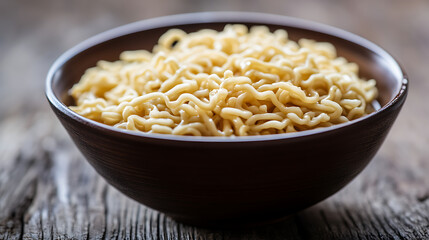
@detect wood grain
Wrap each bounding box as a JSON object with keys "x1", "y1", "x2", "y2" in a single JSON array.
[{"x1": 1, "y1": 0, "x2": 429, "y2": 239}]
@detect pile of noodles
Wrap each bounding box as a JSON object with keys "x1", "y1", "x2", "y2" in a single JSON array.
[{"x1": 69, "y1": 25, "x2": 378, "y2": 136}]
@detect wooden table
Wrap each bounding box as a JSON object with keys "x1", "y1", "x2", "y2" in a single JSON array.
[{"x1": 1, "y1": 0, "x2": 428, "y2": 239}]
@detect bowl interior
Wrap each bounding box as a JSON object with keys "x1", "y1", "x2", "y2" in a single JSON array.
[{"x1": 50, "y1": 13, "x2": 404, "y2": 124}]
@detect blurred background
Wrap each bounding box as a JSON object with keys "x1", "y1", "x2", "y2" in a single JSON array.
[{"x1": 1, "y1": 0, "x2": 429, "y2": 238}]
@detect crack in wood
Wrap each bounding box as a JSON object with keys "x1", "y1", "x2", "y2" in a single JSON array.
[{"x1": 417, "y1": 194, "x2": 429, "y2": 203}]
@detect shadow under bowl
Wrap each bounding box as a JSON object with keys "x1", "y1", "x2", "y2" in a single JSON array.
[{"x1": 45, "y1": 12, "x2": 408, "y2": 228}]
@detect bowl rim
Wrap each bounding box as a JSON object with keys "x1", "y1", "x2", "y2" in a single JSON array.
[{"x1": 45, "y1": 11, "x2": 408, "y2": 143}]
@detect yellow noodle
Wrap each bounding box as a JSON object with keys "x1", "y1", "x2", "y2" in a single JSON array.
[{"x1": 69, "y1": 25, "x2": 378, "y2": 136}]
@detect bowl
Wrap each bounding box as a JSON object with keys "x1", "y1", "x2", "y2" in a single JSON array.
[{"x1": 45, "y1": 12, "x2": 408, "y2": 227}]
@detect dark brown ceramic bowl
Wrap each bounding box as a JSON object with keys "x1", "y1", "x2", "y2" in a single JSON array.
[{"x1": 46, "y1": 12, "x2": 408, "y2": 227}]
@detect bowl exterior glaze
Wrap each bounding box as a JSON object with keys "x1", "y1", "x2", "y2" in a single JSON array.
[{"x1": 46, "y1": 12, "x2": 408, "y2": 227}]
